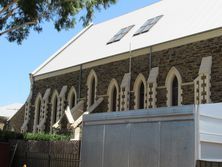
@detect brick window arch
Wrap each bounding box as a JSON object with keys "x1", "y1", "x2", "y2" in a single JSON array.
[
  {"x1": 68, "y1": 86, "x2": 77, "y2": 109},
  {"x1": 166, "y1": 67, "x2": 183, "y2": 106},
  {"x1": 133, "y1": 73, "x2": 147, "y2": 109},
  {"x1": 139, "y1": 82, "x2": 145, "y2": 109},
  {"x1": 172, "y1": 76, "x2": 178, "y2": 106},
  {"x1": 50, "y1": 90, "x2": 59, "y2": 132},
  {"x1": 33, "y1": 93, "x2": 42, "y2": 132},
  {"x1": 107, "y1": 79, "x2": 119, "y2": 112},
  {"x1": 87, "y1": 70, "x2": 98, "y2": 109}
]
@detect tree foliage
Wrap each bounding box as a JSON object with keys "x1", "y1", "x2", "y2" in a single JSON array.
[{"x1": 0, "y1": 0, "x2": 117, "y2": 44}]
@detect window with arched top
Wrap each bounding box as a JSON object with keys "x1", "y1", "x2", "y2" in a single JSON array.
[
  {"x1": 52, "y1": 97, "x2": 58, "y2": 123},
  {"x1": 172, "y1": 76, "x2": 178, "y2": 106},
  {"x1": 133, "y1": 74, "x2": 147, "y2": 109},
  {"x1": 68, "y1": 86, "x2": 77, "y2": 109},
  {"x1": 165, "y1": 67, "x2": 183, "y2": 107},
  {"x1": 87, "y1": 70, "x2": 98, "y2": 109},
  {"x1": 107, "y1": 79, "x2": 119, "y2": 112},
  {"x1": 139, "y1": 82, "x2": 145, "y2": 109},
  {"x1": 112, "y1": 87, "x2": 117, "y2": 111},
  {"x1": 33, "y1": 93, "x2": 42, "y2": 132},
  {"x1": 36, "y1": 99, "x2": 41, "y2": 125},
  {"x1": 90, "y1": 77, "x2": 96, "y2": 105},
  {"x1": 50, "y1": 91, "x2": 59, "y2": 131}
]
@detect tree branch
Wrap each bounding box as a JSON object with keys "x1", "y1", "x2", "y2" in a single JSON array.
[
  {"x1": 0, "y1": 6, "x2": 18, "y2": 21},
  {"x1": 0, "y1": 0, "x2": 18, "y2": 15},
  {"x1": 0, "y1": 20, "x2": 37, "y2": 36}
]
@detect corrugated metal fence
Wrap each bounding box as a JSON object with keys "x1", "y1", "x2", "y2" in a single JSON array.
[
  {"x1": 11, "y1": 140, "x2": 80, "y2": 167},
  {"x1": 197, "y1": 161, "x2": 222, "y2": 167},
  {"x1": 8, "y1": 141, "x2": 222, "y2": 167}
]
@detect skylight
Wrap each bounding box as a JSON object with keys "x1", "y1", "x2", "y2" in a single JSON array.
[
  {"x1": 107, "y1": 25, "x2": 135, "y2": 44},
  {"x1": 134, "y1": 15, "x2": 163, "y2": 36}
]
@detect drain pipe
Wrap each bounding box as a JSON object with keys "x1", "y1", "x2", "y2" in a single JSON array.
[
  {"x1": 149, "y1": 46, "x2": 153, "y2": 72},
  {"x1": 128, "y1": 37, "x2": 134, "y2": 110},
  {"x1": 129, "y1": 38, "x2": 133, "y2": 74},
  {"x1": 78, "y1": 64, "x2": 82, "y2": 102}
]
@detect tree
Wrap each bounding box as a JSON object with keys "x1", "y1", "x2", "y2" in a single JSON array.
[{"x1": 0, "y1": 0, "x2": 116, "y2": 44}]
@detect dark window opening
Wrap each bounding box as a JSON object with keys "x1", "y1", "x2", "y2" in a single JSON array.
[
  {"x1": 69, "y1": 93, "x2": 76, "y2": 109},
  {"x1": 139, "y1": 82, "x2": 145, "y2": 109},
  {"x1": 37, "y1": 100, "x2": 41, "y2": 125},
  {"x1": 111, "y1": 87, "x2": 117, "y2": 112},
  {"x1": 90, "y1": 77, "x2": 96, "y2": 106},
  {"x1": 53, "y1": 97, "x2": 58, "y2": 124},
  {"x1": 172, "y1": 76, "x2": 178, "y2": 106}
]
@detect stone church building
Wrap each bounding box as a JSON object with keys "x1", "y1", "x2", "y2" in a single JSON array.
[{"x1": 21, "y1": 0, "x2": 222, "y2": 138}]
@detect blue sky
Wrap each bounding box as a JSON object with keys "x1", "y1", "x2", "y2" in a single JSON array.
[{"x1": 0, "y1": 0, "x2": 159, "y2": 106}]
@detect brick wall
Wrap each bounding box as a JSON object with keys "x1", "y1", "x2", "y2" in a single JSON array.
[{"x1": 27, "y1": 35, "x2": 222, "y2": 132}]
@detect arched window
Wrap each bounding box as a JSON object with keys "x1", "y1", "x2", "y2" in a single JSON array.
[
  {"x1": 68, "y1": 87, "x2": 77, "y2": 109},
  {"x1": 107, "y1": 79, "x2": 119, "y2": 112},
  {"x1": 51, "y1": 91, "x2": 59, "y2": 130},
  {"x1": 87, "y1": 70, "x2": 98, "y2": 109},
  {"x1": 53, "y1": 97, "x2": 58, "y2": 123},
  {"x1": 36, "y1": 99, "x2": 41, "y2": 125},
  {"x1": 139, "y1": 82, "x2": 145, "y2": 109},
  {"x1": 172, "y1": 76, "x2": 178, "y2": 106},
  {"x1": 33, "y1": 93, "x2": 42, "y2": 132},
  {"x1": 90, "y1": 77, "x2": 96, "y2": 106},
  {"x1": 112, "y1": 87, "x2": 117, "y2": 111},
  {"x1": 165, "y1": 67, "x2": 183, "y2": 107},
  {"x1": 133, "y1": 74, "x2": 147, "y2": 109}
]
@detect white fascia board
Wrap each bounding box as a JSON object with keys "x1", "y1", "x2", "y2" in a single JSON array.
[{"x1": 32, "y1": 23, "x2": 94, "y2": 75}]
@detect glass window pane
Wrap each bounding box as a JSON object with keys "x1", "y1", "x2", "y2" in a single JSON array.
[
  {"x1": 107, "y1": 25, "x2": 134, "y2": 44},
  {"x1": 134, "y1": 15, "x2": 163, "y2": 36},
  {"x1": 139, "y1": 82, "x2": 145, "y2": 109},
  {"x1": 172, "y1": 76, "x2": 178, "y2": 106}
]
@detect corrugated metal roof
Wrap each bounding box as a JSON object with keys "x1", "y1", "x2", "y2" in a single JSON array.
[
  {"x1": 33, "y1": 0, "x2": 222, "y2": 76},
  {"x1": 0, "y1": 103, "x2": 23, "y2": 119}
]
